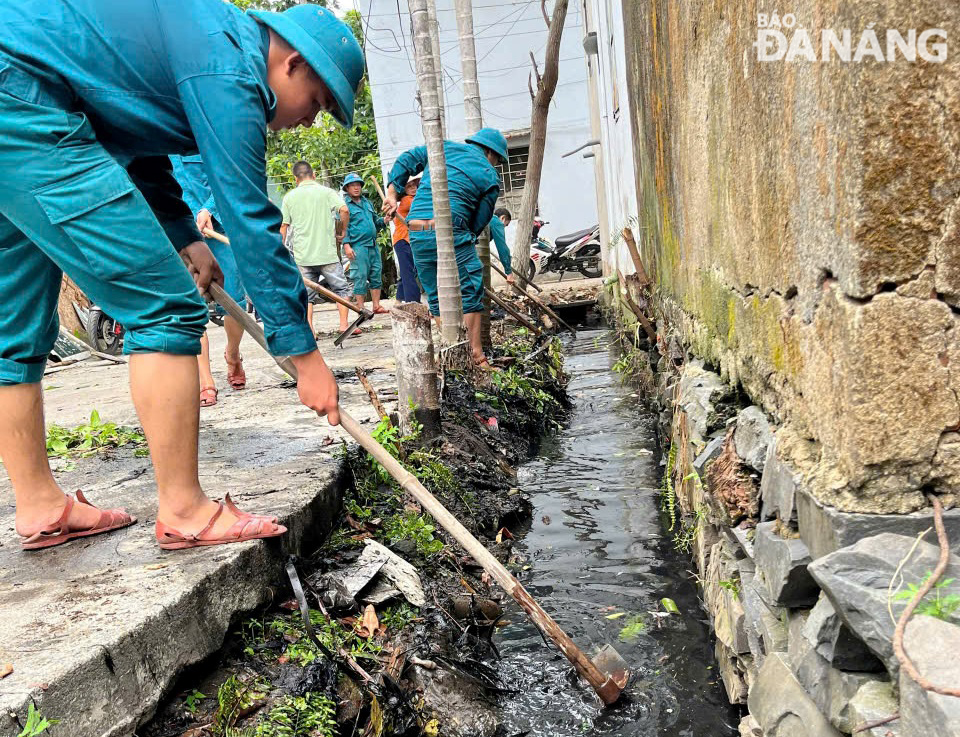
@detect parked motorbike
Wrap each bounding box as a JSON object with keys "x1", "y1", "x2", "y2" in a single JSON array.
[
  {"x1": 85, "y1": 305, "x2": 124, "y2": 355},
  {"x1": 528, "y1": 219, "x2": 602, "y2": 282}
]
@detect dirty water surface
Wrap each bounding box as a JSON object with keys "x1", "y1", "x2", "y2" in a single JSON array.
[{"x1": 494, "y1": 330, "x2": 739, "y2": 737}]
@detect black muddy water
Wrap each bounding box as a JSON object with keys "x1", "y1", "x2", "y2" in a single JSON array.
[{"x1": 494, "y1": 330, "x2": 739, "y2": 737}]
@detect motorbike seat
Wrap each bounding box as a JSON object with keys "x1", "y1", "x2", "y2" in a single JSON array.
[{"x1": 554, "y1": 226, "x2": 596, "y2": 248}]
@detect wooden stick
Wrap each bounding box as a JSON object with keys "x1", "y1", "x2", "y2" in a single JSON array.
[
  {"x1": 201, "y1": 227, "x2": 230, "y2": 246},
  {"x1": 621, "y1": 227, "x2": 650, "y2": 286},
  {"x1": 369, "y1": 177, "x2": 406, "y2": 225},
  {"x1": 200, "y1": 228, "x2": 368, "y2": 318},
  {"x1": 617, "y1": 272, "x2": 657, "y2": 343},
  {"x1": 489, "y1": 262, "x2": 576, "y2": 335},
  {"x1": 211, "y1": 287, "x2": 625, "y2": 705},
  {"x1": 89, "y1": 350, "x2": 127, "y2": 364},
  {"x1": 355, "y1": 367, "x2": 387, "y2": 421},
  {"x1": 492, "y1": 255, "x2": 543, "y2": 293},
  {"x1": 302, "y1": 276, "x2": 367, "y2": 316},
  {"x1": 485, "y1": 288, "x2": 542, "y2": 336}
]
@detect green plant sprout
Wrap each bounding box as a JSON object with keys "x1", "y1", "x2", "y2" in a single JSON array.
[{"x1": 46, "y1": 410, "x2": 146, "y2": 458}]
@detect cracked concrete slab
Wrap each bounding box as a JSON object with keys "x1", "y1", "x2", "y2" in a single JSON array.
[{"x1": 0, "y1": 302, "x2": 399, "y2": 737}]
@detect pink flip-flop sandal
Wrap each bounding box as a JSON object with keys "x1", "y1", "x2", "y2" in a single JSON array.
[
  {"x1": 20, "y1": 490, "x2": 137, "y2": 550},
  {"x1": 156, "y1": 500, "x2": 286, "y2": 550}
]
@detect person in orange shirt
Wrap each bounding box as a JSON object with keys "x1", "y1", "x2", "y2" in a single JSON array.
[{"x1": 392, "y1": 176, "x2": 421, "y2": 303}]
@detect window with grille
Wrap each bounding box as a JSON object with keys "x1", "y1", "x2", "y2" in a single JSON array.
[{"x1": 497, "y1": 145, "x2": 529, "y2": 194}]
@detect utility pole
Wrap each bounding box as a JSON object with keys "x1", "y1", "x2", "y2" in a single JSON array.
[
  {"x1": 454, "y1": 0, "x2": 494, "y2": 348},
  {"x1": 410, "y1": 0, "x2": 466, "y2": 351},
  {"x1": 511, "y1": 0, "x2": 569, "y2": 268}
]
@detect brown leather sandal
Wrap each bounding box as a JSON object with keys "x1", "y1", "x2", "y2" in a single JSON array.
[
  {"x1": 156, "y1": 500, "x2": 286, "y2": 550},
  {"x1": 20, "y1": 490, "x2": 137, "y2": 550},
  {"x1": 224, "y1": 353, "x2": 246, "y2": 390}
]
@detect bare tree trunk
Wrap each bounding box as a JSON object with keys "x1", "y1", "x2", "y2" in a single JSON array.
[
  {"x1": 454, "y1": 0, "x2": 493, "y2": 348},
  {"x1": 58, "y1": 274, "x2": 89, "y2": 337},
  {"x1": 392, "y1": 303, "x2": 441, "y2": 439},
  {"x1": 426, "y1": 0, "x2": 446, "y2": 135},
  {"x1": 410, "y1": 0, "x2": 466, "y2": 349},
  {"x1": 511, "y1": 0, "x2": 569, "y2": 268}
]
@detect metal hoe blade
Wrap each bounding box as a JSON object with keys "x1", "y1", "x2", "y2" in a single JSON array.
[{"x1": 592, "y1": 643, "x2": 630, "y2": 700}]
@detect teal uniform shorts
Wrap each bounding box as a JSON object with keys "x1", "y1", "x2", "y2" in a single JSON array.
[
  {"x1": 350, "y1": 243, "x2": 383, "y2": 297},
  {"x1": 409, "y1": 231, "x2": 484, "y2": 316},
  {"x1": 0, "y1": 69, "x2": 207, "y2": 385}
]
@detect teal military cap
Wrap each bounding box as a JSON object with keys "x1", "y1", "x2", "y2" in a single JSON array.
[
  {"x1": 249, "y1": 4, "x2": 365, "y2": 127},
  {"x1": 465, "y1": 128, "x2": 508, "y2": 163}
]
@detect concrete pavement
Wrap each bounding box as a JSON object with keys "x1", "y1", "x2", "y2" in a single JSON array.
[{"x1": 0, "y1": 301, "x2": 398, "y2": 737}]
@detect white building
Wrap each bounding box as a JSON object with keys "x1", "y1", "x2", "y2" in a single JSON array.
[
  {"x1": 579, "y1": 0, "x2": 640, "y2": 277},
  {"x1": 361, "y1": 0, "x2": 599, "y2": 259}
]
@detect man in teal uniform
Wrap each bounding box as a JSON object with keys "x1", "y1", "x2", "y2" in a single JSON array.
[
  {"x1": 384, "y1": 128, "x2": 506, "y2": 367},
  {"x1": 341, "y1": 172, "x2": 389, "y2": 315},
  {"x1": 489, "y1": 207, "x2": 515, "y2": 285},
  {"x1": 0, "y1": 1, "x2": 363, "y2": 550},
  {"x1": 170, "y1": 155, "x2": 250, "y2": 404}
]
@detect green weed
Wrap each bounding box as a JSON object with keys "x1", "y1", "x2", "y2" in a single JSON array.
[
  {"x1": 618, "y1": 614, "x2": 647, "y2": 643},
  {"x1": 384, "y1": 512, "x2": 444, "y2": 555},
  {"x1": 379, "y1": 603, "x2": 419, "y2": 633},
  {"x1": 267, "y1": 610, "x2": 381, "y2": 666},
  {"x1": 673, "y1": 504, "x2": 707, "y2": 554},
  {"x1": 253, "y1": 693, "x2": 336, "y2": 737},
  {"x1": 213, "y1": 674, "x2": 269, "y2": 735},
  {"x1": 660, "y1": 440, "x2": 678, "y2": 531},
  {"x1": 17, "y1": 704, "x2": 58, "y2": 737},
  {"x1": 894, "y1": 573, "x2": 960, "y2": 621},
  {"x1": 46, "y1": 410, "x2": 146, "y2": 458},
  {"x1": 717, "y1": 578, "x2": 741, "y2": 600},
  {"x1": 184, "y1": 689, "x2": 207, "y2": 715}
]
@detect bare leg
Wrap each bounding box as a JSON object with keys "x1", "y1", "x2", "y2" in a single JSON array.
[
  {"x1": 337, "y1": 304, "x2": 350, "y2": 332},
  {"x1": 371, "y1": 288, "x2": 382, "y2": 311},
  {"x1": 198, "y1": 331, "x2": 215, "y2": 390},
  {"x1": 353, "y1": 295, "x2": 365, "y2": 311},
  {"x1": 464, "y1": 312, "x2": 485, "y2": 363},
  {"x1": 1, "y1": 383, "x2": 101, "y2": 537},
  {"x1": 223, "y1": 316, "x2": 244, "y2": 363},
  {"x1": 130, "y1": 353, "x2": 244, "y2": 536}
]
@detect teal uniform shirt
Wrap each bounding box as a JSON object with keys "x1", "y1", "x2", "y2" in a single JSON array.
[
  {"x1": 388, "y1": 142, "x2": 500, "y2": 248},
  {"x1": 0, "y1": 0, "x2": 315, "y2": 359},
  {"x1": 343, "y1": 195, "x2": 386, "y2": 296},
  {"x1": 343, "y1": 195, "x2": 385, "y2": 249},
  {"x1": 488, "y1": 216, "x2": 512, "y2": 275},
  {"x1": 387, "y1": 142, "x2": 501, "y2": 315},
  {"x1": 170, "y1": 155, "x2": 220, "y2": 224}
]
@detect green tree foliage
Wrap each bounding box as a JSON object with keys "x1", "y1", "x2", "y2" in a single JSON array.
[
  {"x1": 261, "y1": 10, "x2": 382, "y2": 203},
  {"x1": 231, "y1": 0, "x2": 328, "y2": 11}
]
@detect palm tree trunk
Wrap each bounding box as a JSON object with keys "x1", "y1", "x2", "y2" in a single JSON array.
[
  {"x1": 511, "y1": 0, "x2": 569, "y2": 268},
  {"x1": 454, "y1": 0, "x2": 493, "y2": 348},
  {"x1": 426, "y1": 0, "x2": 446, "y2": 135},
  {"x1": 410, "y1": 0, "x2": 465, "y2": 349}
]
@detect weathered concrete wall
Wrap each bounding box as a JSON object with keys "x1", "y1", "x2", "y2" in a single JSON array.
[{"x1": 621, "y1": 0, "x2": 960, "y2": 513}]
